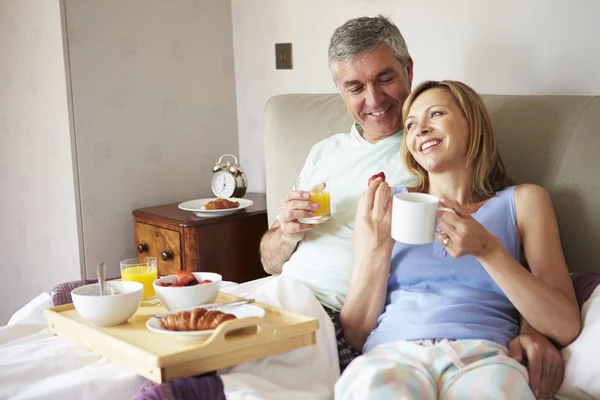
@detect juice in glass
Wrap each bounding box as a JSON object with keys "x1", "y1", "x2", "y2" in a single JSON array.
[
  {"x1": 309, "y1": 191, "x2": 331, "y2": 217},
  {"x1": 121, "y1": 266, "x2": 157, "y2": 299},
  {"x1": 295, "y1": 178, "x2": 331, "y2": 224},
  {"x1": 120, "y1": 257, "x2": 158, "y2": 302}
]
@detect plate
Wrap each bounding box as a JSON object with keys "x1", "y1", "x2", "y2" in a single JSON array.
[
  {"x1": 146, "y1": 304, "x2": 266, "y2": 340},
  {"x1": 178, "y1": 197, "x2": 254, "y2": 218}
]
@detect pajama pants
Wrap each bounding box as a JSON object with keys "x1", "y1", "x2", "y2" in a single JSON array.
[
  {"x1": 323, "y1": 306, "x2": 361, "y2": 373},
  {"x1": 334, "y1": 339, "x2": 535, "y2": 400}
]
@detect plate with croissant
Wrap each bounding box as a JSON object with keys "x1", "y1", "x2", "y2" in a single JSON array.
[
  {"x1": 146, "y1": 304, "x2": 265, "y2": 340},
  {"x1": 178, "y1": 198, "x2": 254, "y2": 218}
]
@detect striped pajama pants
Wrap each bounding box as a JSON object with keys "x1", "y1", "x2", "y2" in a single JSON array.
[{"x1": 334, "y1": 339, "x2": 535, "y2": 400}]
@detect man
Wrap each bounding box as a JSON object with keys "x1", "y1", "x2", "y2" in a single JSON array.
[
  {"x1": 261, "y1": 13, "x2": 414, "y2": 372},
  {"x1": 259, "y1": 15, "x2": 564, "y2": 399}
]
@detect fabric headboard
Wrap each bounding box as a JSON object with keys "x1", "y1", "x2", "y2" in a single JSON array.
[{"x1": 263, "y1": 93, "x2": 600, "y2": 274}]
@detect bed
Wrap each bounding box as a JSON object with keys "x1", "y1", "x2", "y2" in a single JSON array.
[{"x1": 2, "y1": 93, "x2": 600, "y2": 399}]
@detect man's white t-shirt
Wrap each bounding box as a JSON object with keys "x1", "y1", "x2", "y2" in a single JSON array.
[{"x1": 281, "y1": 123, "x2": 414, "y2": 312}]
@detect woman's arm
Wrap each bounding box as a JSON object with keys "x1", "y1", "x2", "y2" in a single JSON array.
[
  {"x1": 481, "y1": 184, "x2": 580, "y2": 345},
  {"x1": 340, "y1": 179, "x2": 395, "y2": 350},
  {"x1": 439, "y1": 184, "x2": 580, "y2": 346}
]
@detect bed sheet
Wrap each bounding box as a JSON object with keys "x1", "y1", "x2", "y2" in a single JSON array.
[{"x1": 0, "y1": 276, "x2": 339, "y2": 400}]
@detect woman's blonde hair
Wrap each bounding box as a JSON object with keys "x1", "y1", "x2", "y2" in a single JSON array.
[{"x1": 401, "y1": 80, "x2": 509, "y2": 201}]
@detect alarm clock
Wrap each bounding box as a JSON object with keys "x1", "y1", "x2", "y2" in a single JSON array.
[{"x1": 211, "y1": 154, "x2": 247, "y2": 198}]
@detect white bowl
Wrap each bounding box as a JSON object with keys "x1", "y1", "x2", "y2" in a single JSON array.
[
  {"x1": 153, "y1": 272, "x2": 222, "y2": 311},
  {"x1": 71, "y1": 281, "x2": 143, "y2": 327}
]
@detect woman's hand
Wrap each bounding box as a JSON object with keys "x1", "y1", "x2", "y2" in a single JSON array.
[
  {"x1": 435, "y1": 198, "x2": 500, "y2": 258},
  {"x1": 342, "y1": 177, "x2": 394, "y2": 350},
  {"x1": 354, "y1": 178, "x2": 395, "y2": 253}
]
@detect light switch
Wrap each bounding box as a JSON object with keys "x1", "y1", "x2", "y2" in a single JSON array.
[{"x1": 275, "y1": 43, "x2": 293, "y2": 70}]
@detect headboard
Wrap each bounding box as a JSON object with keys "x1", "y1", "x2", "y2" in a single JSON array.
[{"x1": 263, "y1": 93, "x2": 600, "y2": 274}]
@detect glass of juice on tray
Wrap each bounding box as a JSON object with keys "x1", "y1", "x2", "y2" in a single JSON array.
[
  {"x1": 120, "y1": 256, "x2": 158, "y2": 305},
  {"x1": 295, "y1": 177, "x2": 331, "y2": 224}
]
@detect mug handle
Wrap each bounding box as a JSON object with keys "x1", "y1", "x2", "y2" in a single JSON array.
[
  {"x1": 436, "y1": 207, "x2": 456, "y2": 233},
  {"x1": 438, "y1": 207, "x2": 456, "y2": 214}
]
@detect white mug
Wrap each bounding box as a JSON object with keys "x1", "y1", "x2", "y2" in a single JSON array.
[{"x1": 391, "y1": 192, "x2": 455, "y2": 245}]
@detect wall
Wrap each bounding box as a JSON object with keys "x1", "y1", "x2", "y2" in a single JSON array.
[
  {"x1": 231, "y1": 0, "x2": 600, "y2": 194},
  {"x1": 0, "y1": 0, "x2": 81, "y2": 324},
  {"x1": 65, "y1": 0, "x2": 239, "y2": 278},
  {"x1": 0, "y1": 0, "x2": 239, "y2": 323}
]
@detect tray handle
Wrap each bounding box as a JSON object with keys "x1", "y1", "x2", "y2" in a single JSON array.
[{"x1": 203, "y1": 316, "x2": 274, "y2": 347}]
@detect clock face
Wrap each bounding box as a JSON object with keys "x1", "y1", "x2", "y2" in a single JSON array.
[{"x1": 211, "y1": 171, "x2": 236, "y2": 198}]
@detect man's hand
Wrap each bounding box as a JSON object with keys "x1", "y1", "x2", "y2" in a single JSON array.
[
  {"x1": 277, "y1": 190, "x2": 319, "y2": 243},
  {"x1": 508, "y1": 326, "x2": 565, "y2": 400},
  {"x1": 260, "y1": 187, "x2": 322, "y2": 275}
]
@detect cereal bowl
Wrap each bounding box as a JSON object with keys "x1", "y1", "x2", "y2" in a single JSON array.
[
  {"x1": 71, "y1": 281, "x2": 143, "y2": 327},
  {"x1": 153, "y1": 272, "x2": 222, "y2": 311}
]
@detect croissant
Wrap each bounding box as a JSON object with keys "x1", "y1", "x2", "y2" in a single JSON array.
[
  {"x1": 159, "y1": 308, "x2": 236, "y2": 331},
  {"x1": 202, "y1": 198, "x2": 240, "y2": 210}
]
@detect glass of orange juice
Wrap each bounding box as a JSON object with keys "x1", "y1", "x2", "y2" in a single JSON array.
[
  {"x1": 120, "y1": 256, "x2": 158, "y2": 305},
  {"x1": 295, "y1": 177, "x2": 331, "y2": 224}
]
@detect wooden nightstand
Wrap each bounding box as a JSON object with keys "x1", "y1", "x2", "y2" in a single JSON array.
[{"x1": 132, "y1": 193, "x2": 269, "y2": 283}]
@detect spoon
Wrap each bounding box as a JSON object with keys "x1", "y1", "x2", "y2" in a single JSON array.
[
  {"x1": 97, "y1": 262, "x2": 106, "y2": 296},
  {"x1": 155, "y1": 298, "x2": 255, "y2": 318}
]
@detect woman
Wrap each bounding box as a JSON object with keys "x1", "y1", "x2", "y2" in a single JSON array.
[{"x1": 336, "y1": 80, "x2": 581, "y2": 399}]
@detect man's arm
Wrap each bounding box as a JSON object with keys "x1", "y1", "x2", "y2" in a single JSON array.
[
  {"x1": 260, "y1": 220, "x2": 301, "y2": 275},
  {"x1": 259, "y1": 190, "x2": 319, "y2": 275}
]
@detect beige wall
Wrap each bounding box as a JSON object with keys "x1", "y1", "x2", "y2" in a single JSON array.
[
  {"x1": 65, "y1": 0, "x2": 239, "y2": 279},
  {"x1": 231, "y1": 0, "x2": 600, "y2": 193},
  {"x1": 0, "y1": 0, "x2": 239, "y2": 323},
  {"x1": 0, "y1": 0, "x2": 82, "y2": 324}
]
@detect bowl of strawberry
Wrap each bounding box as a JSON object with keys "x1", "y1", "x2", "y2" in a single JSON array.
[{"x1": 153, "y1": 271, "x2": 222, "y2": 311}]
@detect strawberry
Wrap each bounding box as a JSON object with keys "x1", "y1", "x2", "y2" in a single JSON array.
[
  {"x1": 176, "y1": 271, "x2": 196, "y2": 286},
  {"x1": 368, "y1": 171, "x2": 386, "y2": 186}
]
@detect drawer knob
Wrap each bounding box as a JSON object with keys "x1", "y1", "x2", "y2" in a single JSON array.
[
  {"x1": 161, "y1": 250, "x2": 174, "y2": 261},
  {"x1": 137, "y1": 243, "x2": 149, "y2": 253}
]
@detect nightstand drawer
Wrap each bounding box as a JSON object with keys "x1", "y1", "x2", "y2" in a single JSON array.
[{"x1": 134, "y1": 222, "x2": 181, "y2": 276}]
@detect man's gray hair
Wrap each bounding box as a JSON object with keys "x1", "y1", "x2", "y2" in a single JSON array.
[{"x1": 328, "y1": 15, "x2": 411, "y2": 84}]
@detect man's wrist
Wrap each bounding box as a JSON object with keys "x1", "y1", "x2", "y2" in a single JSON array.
[
  {"x1": 279, "y1": 225, "x2": 302, "y2": 246},
  {"x1": 519, "y1": 318, "x2": 532, "y2": 333}
]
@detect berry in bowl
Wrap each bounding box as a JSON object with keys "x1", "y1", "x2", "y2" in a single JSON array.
[{"x1": 153, "y1": 271, "x2": 222, "y2": 311}]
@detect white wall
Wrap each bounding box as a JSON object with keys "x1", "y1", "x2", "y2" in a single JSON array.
[
  {"x1": 0, "y1": 0, "x2": 81, "y2": 324},
  {"x1": 65, "y1": 0, "x2": 239, "y2": 279},
  {"x1": 0, "y1": 0, "x2": 239, "y2": 323},
  {"x1": 231, "y1": 0, "x2": 600, "y2": 193}
]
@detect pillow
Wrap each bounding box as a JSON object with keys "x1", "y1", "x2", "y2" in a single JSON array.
[
  {"x1": 46, "y1": 277, "x2": 119, "y2": 307},
  {"x1": 571, "y1": 272, "x2": 600, "y2": 310},
  {"x1": 556, "y1": 273, "x2": 600, "y2": 400}
]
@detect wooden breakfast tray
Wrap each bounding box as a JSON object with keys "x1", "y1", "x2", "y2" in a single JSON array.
[{"x1": 43, "y1": 292, "x2": 319, "y2": 383}]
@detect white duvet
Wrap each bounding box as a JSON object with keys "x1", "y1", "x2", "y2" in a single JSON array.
[
  {"x1": 3, "y1": 276, "x2": 599, "y2": 400},
  {"x1": 0, "y1": 276, "x2": 340, "y2": 400}
]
